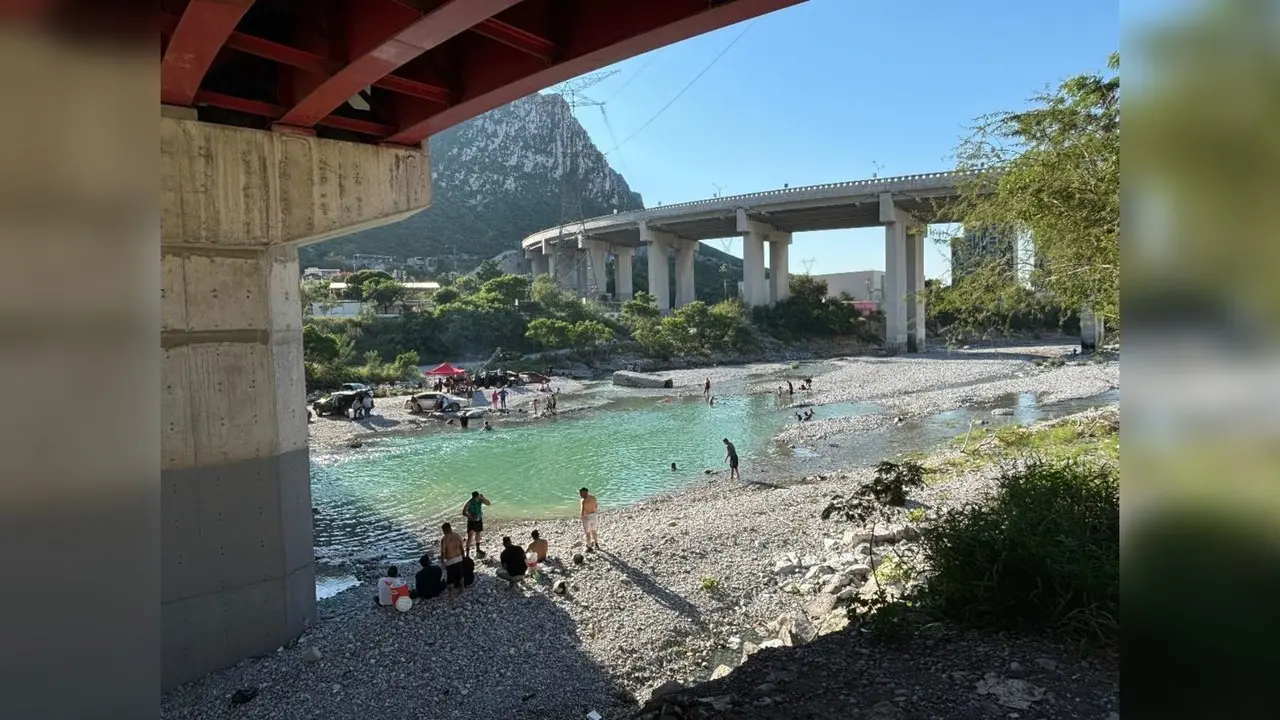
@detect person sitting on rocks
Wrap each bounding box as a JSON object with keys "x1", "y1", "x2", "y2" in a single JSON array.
[
  {"x1": 411, "y1": 553, "x2": 445, "y2": 601},
  {"x1": 496, "y1": 536, "x2": 528, "y2": 587},
  {"x1": 526, "y1": 529, "x2": 549, "y2": 563},
  {"x1": 461, "y1": 554, "x2": 476, "y2": 587},
  {"x1": 374, "y1": 565, "x2": 404, "y2": 607}
]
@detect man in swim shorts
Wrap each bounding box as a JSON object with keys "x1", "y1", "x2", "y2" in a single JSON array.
[
  {"x1": 439, "y1": 522, "x2": 465, "y2": 596},
  {"x1": 723, "y1": 437, "x2": 740, "y2": 480},
  {"x1": 579, "y1": 487, "x2": 600, "y2": 551},
  {"x1": 462, "y1": 490, "x2": 491, "y2": 558}
]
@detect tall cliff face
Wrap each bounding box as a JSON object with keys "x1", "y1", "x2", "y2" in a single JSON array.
[{"x1": 299, "y1": 93, "x2": 644, "y2": 266}]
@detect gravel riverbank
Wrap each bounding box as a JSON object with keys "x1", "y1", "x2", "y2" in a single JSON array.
[
  {"x1": 165, "y1": 344, "x2": 1119, "y2": 720},
  {"x1": 163, "y1": 410, "x2": 1120, "y2": 720}
]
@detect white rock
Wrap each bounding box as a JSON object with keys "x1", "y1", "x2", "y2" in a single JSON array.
[
  {"x1": 836, "y1": 587, "x2": 857, "y2": 600},
  {"x1": 823, "y1": 538, "x2": 837, "y2": 551},
  {"x1": 777, "y1": 627, "x2": 794, "y2": 647},
  {"x1": 846, "y1": 564, "x2": 872, "y2": 577},
  {"x1": 854, "y1": 543, "x2": 871, "y2": 557},
  {"x1": 801, "y1": 555, "x2": 819, "y2": 567},
  {"x1": 758, "y1": 639, "x2": 785, "y2": 649},
  {"x1": 710, "y1": 664, "x2": 732, "y2": 680},
  {"x1": 802, "y1": 566, "x2": 823, "y2": 582}
]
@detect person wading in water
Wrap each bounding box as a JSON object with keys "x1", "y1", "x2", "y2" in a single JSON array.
[
  {"x1": 579, "y1": 487, "x2": 600, "y2": 552},
  {"x1": 723, "y1": 438, "x2": 740, "y2": 481},
  {"x1": 461, "y1": 491, "x2": 491, "y2": 558}
]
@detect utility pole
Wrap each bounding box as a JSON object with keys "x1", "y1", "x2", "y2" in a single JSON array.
[{"x1": 711, "y1": 182, "x2": 725, "y2": 198}]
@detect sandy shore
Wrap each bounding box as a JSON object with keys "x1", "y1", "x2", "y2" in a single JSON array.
[
  {"x1": 306, "y1": 377, "x2": 590, "y2": 450},
  {"x1": 164, "y1": 343, "x2": 1119, "y2": 719}
]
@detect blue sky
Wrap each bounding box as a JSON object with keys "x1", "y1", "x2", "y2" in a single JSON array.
[{"x1": 557, "y1": 0, "x2": 1120, "y2": 279}]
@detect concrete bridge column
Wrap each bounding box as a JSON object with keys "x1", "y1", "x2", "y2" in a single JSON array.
[
  {"x1": 526, "y1": 248, "x2": 550, "y2": 277},
  {"x1": 161, "y1": 118, "x2": 430, "y2": 689},
  {"x1": 768, "y1": 233, "x2": 792, "y2": 303},
  {"x1": 736, "y1": 209, "x2": 771, "y2": 307},
  {"x1": 613, "y1": 246, "x2": 635, "y2": 301},
  {"x1": 640, "y1": 222, "x2": 672, "y2": 313},
  {"x1": 581, "y1": 236, "x2": 609, "y2": 299},
  {"x1": 880, "y1": 193, "x2": 923, "y2": 352},
  {"x1": 905, "y1": 227, "x2": 927, "y2": 352},
  {"x1": 674, "y1": 240, "x2": 697, "y2": 308}
]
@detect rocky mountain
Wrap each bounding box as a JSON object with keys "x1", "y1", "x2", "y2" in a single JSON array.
[
  {"x1": 302, "y1": 92, "x2": 641, "y2": 265},
  {"x1": 300, "y1": 92, "x2": 744, "y2": 302}
]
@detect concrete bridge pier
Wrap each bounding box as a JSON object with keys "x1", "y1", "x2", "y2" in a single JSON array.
[
  {"x1": 673, "y1": 239, "x2": 698, "y2": 308},
  {"x1": 641, "y1": 222, "x2": 673, "y2": 313},
  {"x1": 769, "y1": 233, "x2": 792, "y2": 303},
  {"x1": 160, "y1": 117, "x2": 431, "y2": 690},
  {"x1": 613, "y1": 246, "x2": 635, "y2": 301},
  {"x1": 880, "y1": 193, "x2": 927, "y2": 352},
  {"x1": 580, "y1": 236, "x2": 610, "y2": 299},
  {"x1": 526, "y1": 247, "x2": 550, "y2": 277},
  {"x1": 737, "y1": 209, "x2": 789, "y2": 307}
]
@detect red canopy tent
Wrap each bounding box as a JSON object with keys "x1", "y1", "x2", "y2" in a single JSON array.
[{"x1": 424, "y1": 362, "x2": 468, "y2": 377}]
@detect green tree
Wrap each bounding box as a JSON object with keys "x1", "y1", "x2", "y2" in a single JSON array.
[
  {"x1": 473, "y1": 259, "x2": 504, "y2": 283},
  {"x1": 525, "y1": 317, "x2": 574, "y2": 348},
  {"x1": 302, "y1": 324, "x2": 340, "y2": 363},
  {"x1": 300, "y1": 280, "x2": 335, "y2": 317},
  {"x1": 620, "y1": 291, "x2": 662, "y2": 325},
  {"x1": 433, "y1": 287, "x2": 460, "y2": 306},
  {"x1": 947, "y1": 53, "x2": 1120, "y2": 325},
  {"x1": 568, "y1": 320, "x2": 614, "y2": 349},
  {"x1": 343, "y1": 270, "x2": 394, "y2": 300},
  {"x1": 363, "y1": 278, "x2": 409, "y2": 313},
  {"x1": 478, "y1": 274, "x2": 531, "y2": 306}
]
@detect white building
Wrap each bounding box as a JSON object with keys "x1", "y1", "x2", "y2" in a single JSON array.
[{"x1": 302, "y1": 267, "x2": 343, "y2": 281}]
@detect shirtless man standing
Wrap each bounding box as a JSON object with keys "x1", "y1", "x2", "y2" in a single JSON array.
[
  {"x1": 579, "y1": 487, "x2": 600, "y2": 551},
  {"x1": 723, "y1": 438, "x2": 740, "y2": 481},
  {"x1": 439, "y1": 522, "x2": 466, "y2": 596}
]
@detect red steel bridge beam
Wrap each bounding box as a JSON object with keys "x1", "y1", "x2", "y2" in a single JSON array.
[
  {"x1": 160, "y1": 0, "x2": 256, "y2": 107},
  {"x1": 276, "y1": 0, "x2": 522, "y2": 129},
  {"x1": 386, "y1": 0, "x2": 805, "y2": 145},
  {"x1": 159, "y1": 11, "x2": 455, "y2": 106}
]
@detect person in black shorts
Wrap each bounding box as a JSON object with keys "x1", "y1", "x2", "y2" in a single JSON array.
[
  {"x1": 461, "y1": 491, "x2": 491, "y2": 558},
  {"x1": 723, "y1": 437, "x2": 740, "y2": 480}
]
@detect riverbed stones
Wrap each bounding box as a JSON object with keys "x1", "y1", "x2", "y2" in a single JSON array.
[{"x1": 300, "y1": 647, "x2": 322, "y2": 663}]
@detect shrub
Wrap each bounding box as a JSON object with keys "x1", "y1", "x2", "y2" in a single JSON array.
[
  {"x1": 867, "y1": 460, "x2": 926, "y2": 507},
  {"x1": 918, "y1": 459, "x2": 1119, "y2": 644},
  {"x1": 701, "y1": 577, "x2": 721, "y2": 593}
]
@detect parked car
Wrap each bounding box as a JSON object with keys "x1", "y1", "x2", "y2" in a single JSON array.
[
  {"x1": 404, "y1": 392, "x2": 466, "y2": 413},
  {"x1": 340, "y1": 382, "x2": 371, "y2": 393},
  {"x1": 314, "y1": 390, "x2": 362, "y2": 417}
]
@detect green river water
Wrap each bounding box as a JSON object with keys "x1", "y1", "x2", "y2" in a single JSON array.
[{"x1": 311, "y1": 375, "x2": 1119, "y2": 599}]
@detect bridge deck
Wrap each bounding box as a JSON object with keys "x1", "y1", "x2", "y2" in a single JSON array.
[{"x1": 523, "y1": 170, "x2": 973, "y2": 247}]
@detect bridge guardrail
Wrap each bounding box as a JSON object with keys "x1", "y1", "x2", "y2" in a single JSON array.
[{"x1": 524, "y1": 169, "x2": 982, "y2": 244}]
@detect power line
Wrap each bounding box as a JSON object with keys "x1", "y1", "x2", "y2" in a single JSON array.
[
  {"x1": 603, "y1": 50, "x2": 664, "y2": 103},
  {"x1": 603, "y1": 20, "x2": 756, "y2": 156}
]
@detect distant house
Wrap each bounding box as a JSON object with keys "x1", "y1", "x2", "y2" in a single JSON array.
[{"x1": 302, "y1": 267, "x2": 343, "y2": 282}]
